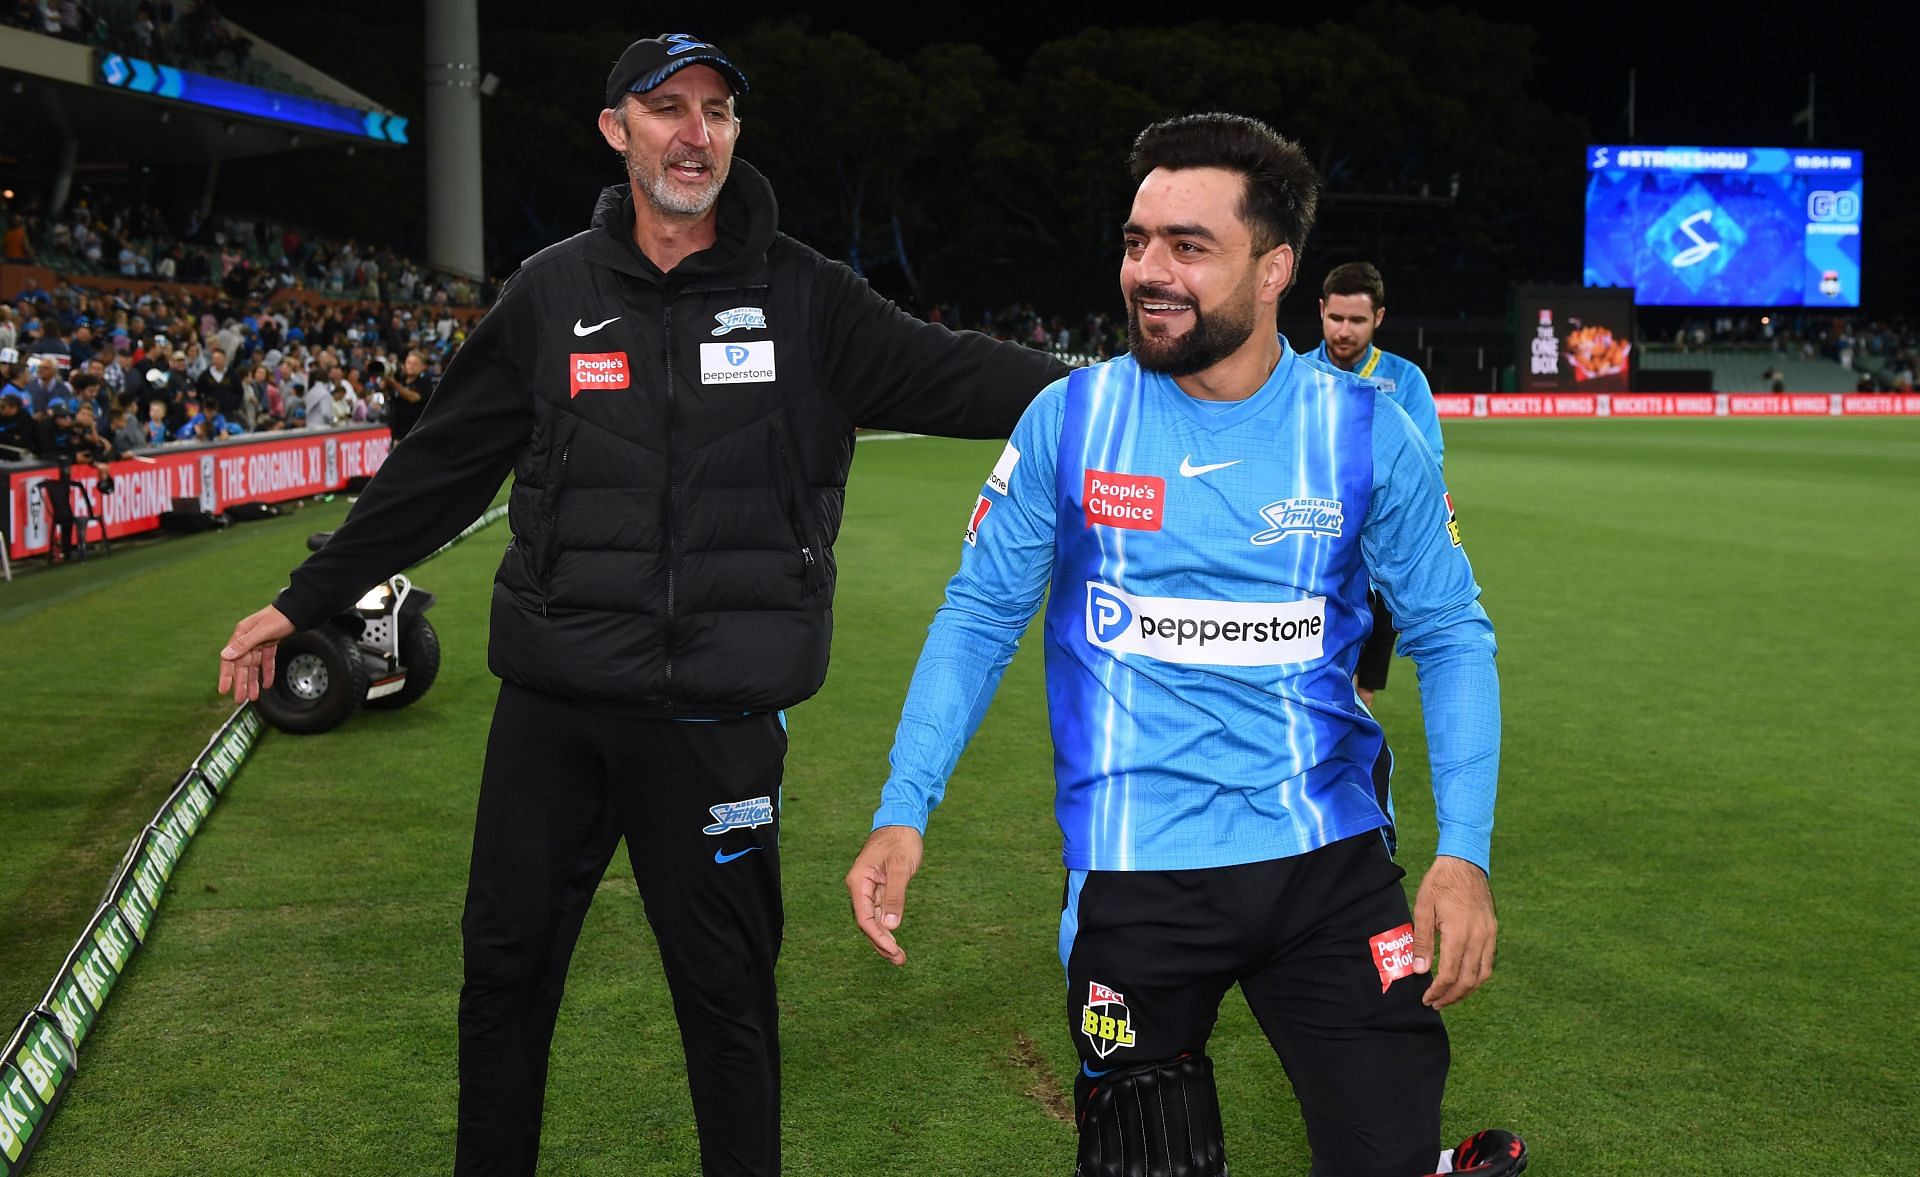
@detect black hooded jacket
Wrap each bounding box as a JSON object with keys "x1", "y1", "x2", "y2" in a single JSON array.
[{"x1": 275, "y1": 161, "x2": 1067, "y2": 714}]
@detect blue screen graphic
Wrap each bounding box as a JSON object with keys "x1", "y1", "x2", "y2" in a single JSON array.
[
  {"x1": 1583, "y1": 146, "x2": 1861, "y2": 307},
  {"x1": 98, "y1": 53, "x2": 408, "y2": 144}
]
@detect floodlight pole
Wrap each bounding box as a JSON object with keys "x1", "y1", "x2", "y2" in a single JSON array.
[
  {"x1": 424, "y1": 0, "x2": 485, "y2": 281},
  {"x1": 1626, "y1": 69, "x2": 1635, "y2": 143}
]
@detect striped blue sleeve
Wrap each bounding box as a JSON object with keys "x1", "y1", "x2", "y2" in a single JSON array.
[
  {"x1": 1397, "y1": 362, "x2": 1446, "y2": 469},
  {"x1": 1361, "y1": 393, "x2": 1501, "y2": 873},
  {"x1": 870, "y1": 381, "x2": 1065, "y2": 833}
]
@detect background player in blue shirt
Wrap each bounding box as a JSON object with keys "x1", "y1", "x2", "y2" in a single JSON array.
[
  {"x1": 1307, "y1": 261, "x2": 1446, "y2": 707},
  {"x1": 847, "y1": 115, "x2": 1522, "y2": 1176}
]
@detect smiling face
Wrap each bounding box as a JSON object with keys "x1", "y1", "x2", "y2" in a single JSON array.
[
  {"x1": 598, "y1": 65, "x2": 740, "y2": 220},
  {"x1": 1121, "y1": 166, "x2": 1291, "y2": 378}
]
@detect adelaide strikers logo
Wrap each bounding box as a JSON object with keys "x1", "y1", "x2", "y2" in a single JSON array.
[{"x1": 1080, "y1": 981, "x2": 1137, "y2": 1059}]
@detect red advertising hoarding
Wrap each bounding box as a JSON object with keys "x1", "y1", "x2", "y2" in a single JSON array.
[
  {"x1": 5, "y1": 427, "x2": 390, "y2": 561},
  {"x1": 1434, "y1": 393, "x2": 1920, "y2": 419}
]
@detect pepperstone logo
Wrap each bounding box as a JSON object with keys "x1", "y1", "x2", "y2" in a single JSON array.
[
  {"x1": 986, "y1": 442, "x2": 1020, "y2": 495},
  {"x1": 1371, "y1": 922, "x2": 1417, "y2": 992},
  {"x1": 702, "y1": 796, "x2": 775, "y2": 835},
  {"x1": 1249, "y1": 497, "x2": 1344, "y2": 545},
  {"x1": 1080, "y1": 981, "x2": 1137, "y2": 1060},
  {"x1": 698, "y1": 340, "x2": 777, "y2": 384},
  {"x1": 1084, "y1": 582, "x2": 1327, "y2": 667},
  {"x1": 1088, "y1": 585, "x2": 1133, "y2": 644},
  {"x1": 711, "y1": 306, "x2": 767, "y2": 335}
]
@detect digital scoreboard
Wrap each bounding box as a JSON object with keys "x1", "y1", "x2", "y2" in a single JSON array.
[
  {"x1": 1583, "y1": 146, "x2": 1861, "y2": 307},
  {"x1": 96, "y1": 53, "x2": 409, "y2": 145}
]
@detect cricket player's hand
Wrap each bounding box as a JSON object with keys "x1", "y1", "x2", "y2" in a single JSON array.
[
  {"x1": 847, "y1": 825, "x2": 924, "y2": 967},
  {"x1": 218, "y1": 605, "x2": 294, "y2": 704},
  {"x1": 1411, "y1": 854, "x2": 1497, "y2": 1008}
]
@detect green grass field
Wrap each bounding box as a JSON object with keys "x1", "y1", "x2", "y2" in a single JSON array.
[{"x1": 4, "y1": 419, "x2": 1918, "y2": 1174}]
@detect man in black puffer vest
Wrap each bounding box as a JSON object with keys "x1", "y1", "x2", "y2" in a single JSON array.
[{"x1": 216, "y1": 33, "x2": 1067, "y2": 1177}]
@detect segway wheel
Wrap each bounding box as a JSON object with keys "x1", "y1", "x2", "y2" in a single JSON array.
[
  {"x1": 366, "y1": 616, "x2": 442, "y2": 710},
  {"x1": 256, "y1": 628, "x2": 371, "y2": 734}
]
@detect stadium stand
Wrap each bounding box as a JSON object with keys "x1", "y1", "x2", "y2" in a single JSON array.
[
  {"x1": 1637, "y1": 347, "x2": 1862, "y2": 393},
  {"x1": 0, "y1": 0, "x2": 497, "y2": 486}
]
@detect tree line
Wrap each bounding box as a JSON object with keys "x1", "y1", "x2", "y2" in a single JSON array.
[{"x1": 224, "y1": 6, "x2": 1591, "y2": 315}]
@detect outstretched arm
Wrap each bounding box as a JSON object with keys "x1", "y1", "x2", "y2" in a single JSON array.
[{"x1": 814, "y1": 255, "x2": 1069, "y2": 438}]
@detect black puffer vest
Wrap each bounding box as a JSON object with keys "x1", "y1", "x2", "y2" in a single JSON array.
[{"x1": 488, "y1": 165, "x2": 852, "y2": 714}]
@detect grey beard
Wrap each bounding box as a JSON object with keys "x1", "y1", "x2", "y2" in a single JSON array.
[{"x1": 631, "y1": 159, "x2": 725, "y2": 218}]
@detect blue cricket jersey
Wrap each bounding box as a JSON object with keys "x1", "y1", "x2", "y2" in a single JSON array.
[
  {"x1": 1304, "y1": 341, "x2": 1445, "y2": 467},
  {"x1": 872, "y1": 342, "x2": 1500, "y2": 872}
]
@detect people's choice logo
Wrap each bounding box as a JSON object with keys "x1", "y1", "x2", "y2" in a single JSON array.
[
  {"x1": 698, "y1": 341, "x2": 776, "y2": 384},
  {"x1": 1371, "y1": 922, "x2": 1416, "y2": 992},
  {"x1": 1250, "y1": 497, "x2": 1344, "y2": 544},
  {"x1": 711, "y1": 306, "x2": 767, "y2": 335},
  {"x1": 569, "y1": 352, "x2": 630, "y2": 398},
  {"x1": 1083, "y1": 469, "x2": 1164, "y2": 531},
  {"x1": 1083, "y1": 582, "x2": 1325, "y2": 667}
]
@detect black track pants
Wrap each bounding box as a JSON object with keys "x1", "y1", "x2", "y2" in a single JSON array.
[{"x1": 454, "y1": 683, "x2": 786, "y2": 1176}]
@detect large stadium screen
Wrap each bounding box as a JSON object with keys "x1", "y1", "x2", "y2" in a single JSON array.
[{"x1": 1583, "y1": 146, "x2": 1862, "y2": 307}]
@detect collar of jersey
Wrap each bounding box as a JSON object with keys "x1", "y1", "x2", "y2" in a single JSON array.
[{"x1": 1148, "y1": 335, "x2": 1298, "y2": 433}]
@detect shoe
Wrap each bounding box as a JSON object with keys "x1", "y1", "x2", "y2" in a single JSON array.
[{"x1": 1434, "y1": 1129, "x2": 1527, "y2": 1175}]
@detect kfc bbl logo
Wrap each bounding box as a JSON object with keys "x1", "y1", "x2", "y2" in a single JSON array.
[{"x1": 1081, "y1": 981, "x2": 1137, "y2": 1059}]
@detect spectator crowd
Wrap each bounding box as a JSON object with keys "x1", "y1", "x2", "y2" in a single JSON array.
[
  {"x1": 1666, "y1": 313, "x2": 1920, "y2": 392},
  {"x1": 926, "y1": 300, "x2": 1123, "y2": 362},
  {"x1": 0, "y1": 273, "x2": 468, "y2": 467},
  {"x1": 7, "y1": 0, "x2": 328, "y2": 105},
  {"x1": 4, "y1": 190, "x2": 490, "y2": 310}
]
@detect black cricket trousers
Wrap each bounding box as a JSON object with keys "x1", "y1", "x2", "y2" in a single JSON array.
[{"x1": 455, "y1": 682, "x2": 786, "y2": 1175}]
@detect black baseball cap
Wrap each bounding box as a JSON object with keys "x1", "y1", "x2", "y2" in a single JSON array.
[{"x1": 605, "y1": 34, "x2": 749, "y2": 108}]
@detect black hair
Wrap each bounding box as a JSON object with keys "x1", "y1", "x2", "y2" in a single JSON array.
[{"x1": 1128, "y1": 113, "x2": 1320, "y2": 260}]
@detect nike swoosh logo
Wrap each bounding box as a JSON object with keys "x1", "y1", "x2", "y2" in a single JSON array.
[
  {"x1": 572, "y1": 315, "x2": 620, "y2": 337},
  {"x1": 1179, "y1": 456, "x2": 1242, "y2": 477},
  {"x1": 713, "y1": 846, "x2": 762, "y2": 864}
]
